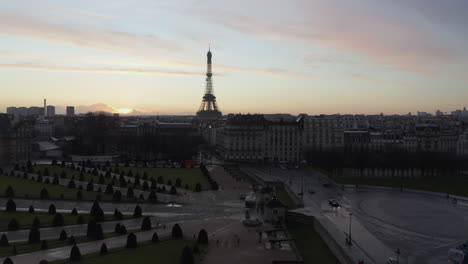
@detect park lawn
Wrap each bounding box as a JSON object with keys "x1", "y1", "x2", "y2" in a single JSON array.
[
  {"x1": 275, "y1": 188, "x2": 298, "y2": 209},
  {"x1": 0, "y1": 231, "x2": 123, "y2": 258},
  {"x1": 119, "y1": 167, "x2": 210, "y2": 191},
  {"x1": 0, "y1": 174, "x2": 114, "y2": 201},
  {"x1": 35, "y1": 165, "x2": 162, "y2": 193},
  {"x1": 52, "y1": 239, "x2": 200, "y2": 264},
  {"x1": 34, "y1": 165, "x2": 114, "y2": 186},
  {"x1": 0, "y1": 211, "x2": 130, "y2": 232},
  {"x1": 334, "y1": 176, "x2": 468, "y2": 197},
  {"x1": 288, "y1": 223, "x2": 339, "y2": 264}
]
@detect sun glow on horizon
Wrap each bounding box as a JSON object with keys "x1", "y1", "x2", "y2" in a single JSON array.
[{"x1": 117, "y1": 108, "x2": 132, "y2": 114}]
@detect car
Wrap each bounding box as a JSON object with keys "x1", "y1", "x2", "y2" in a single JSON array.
[
  {"x1": 323, "y1": 183, "x2": 332, "y2": 188},
  {"x1": 328, "y1": 199, "x2": 340, "y2": 208},
  {"x1": 308, "y1": 189, "x2": 315, "y2": 194},
  {"x1": 386, "y1": 257, "x2": 398, "y2": 264}
]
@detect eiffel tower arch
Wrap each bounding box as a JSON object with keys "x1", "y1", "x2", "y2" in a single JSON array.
[{"x1": 196, "y1": 48, "x2": 222, "y2": 120}]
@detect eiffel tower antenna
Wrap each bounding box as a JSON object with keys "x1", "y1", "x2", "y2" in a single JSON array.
[{"x1": 196, "y1": 47, "x2": 222, "y2": 120}]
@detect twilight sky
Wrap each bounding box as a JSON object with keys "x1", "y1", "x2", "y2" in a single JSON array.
[{"x1": 1, "y1": 0, "x2": 467, "y2": 115}]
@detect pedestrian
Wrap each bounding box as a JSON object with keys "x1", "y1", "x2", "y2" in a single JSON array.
[
  {"x1": 216, "y1": 239, "x2": 220, "y2": 245},
  {"x1": 237, "y1": 238, "x2": 240, "y2": 245}
]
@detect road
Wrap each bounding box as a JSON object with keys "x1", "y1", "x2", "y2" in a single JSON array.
[
  {"x1": 243, "y1": 165, "x2": 392, "y2": 263},
  {"x1": 243, "y1": 165, "x2": 468, "y2": 264}
]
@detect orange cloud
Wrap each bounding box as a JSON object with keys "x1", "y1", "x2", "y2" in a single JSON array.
[
  {"x1": 349, "y1": 73, "x2": 411, "y2": 87},
  {"x1": 0, "y1": 62, "x2": 207, "y2": 76},
  {"x1": 0, "y1": 12, "x2": 181, "y2": 58},
  {"x1": 175, "y1": 0, "x2": 467, "y2": 77}
]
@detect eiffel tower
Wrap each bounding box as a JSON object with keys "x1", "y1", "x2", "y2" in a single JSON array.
[{"x1": 196, "y1": 47, "x2": 222, "y2": 120}]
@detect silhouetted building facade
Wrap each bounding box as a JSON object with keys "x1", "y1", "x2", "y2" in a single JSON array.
[
  {"x1": 0, "y1": 114, "x2": 33, "y2": 166},
  {"x1": 220, "y1": 114, "x2": 304, "y2": 162},
  {"x1": 46, "y1": 105, "x2": 56, "y2": 116},
  {"x1": 66, "y1": 106, "x2": 75, "y2": 116}
]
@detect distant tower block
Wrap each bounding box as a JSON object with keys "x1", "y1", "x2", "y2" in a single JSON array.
[{"x1": 196, "y1": 48, "x2": 222, "y2": 120}]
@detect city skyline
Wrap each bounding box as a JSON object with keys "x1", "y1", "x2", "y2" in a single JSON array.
[
  {"x1": 1, "y1": 0, "x2": 468, "y2": 115},
  {"x1": 4, "y1": 101, "x2": 468, "y2": 117}
]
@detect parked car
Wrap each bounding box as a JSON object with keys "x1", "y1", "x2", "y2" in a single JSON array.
[
  {"x1": 386, "y1": 257, "x2": 398, "y2": 264},
  {"x1": 328, "y1": 199, "x2": 340, "y2": 208},
  {"x1": 323, "y1": 183, "x2": 332, "y2": 188},
  {"x1": 308, "y1": 189, "x2": 315, "y2": 194}
]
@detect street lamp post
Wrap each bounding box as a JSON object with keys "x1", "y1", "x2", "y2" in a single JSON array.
[
  {"x1": 396, "y1": 248, "x2": 400, "y2": 264},
  {"x1": 301, "y1": 173, "x2": 304, "y2": 204},
  {"x1": 348, "y1": 212, "x2": 353, "y2": 245}
]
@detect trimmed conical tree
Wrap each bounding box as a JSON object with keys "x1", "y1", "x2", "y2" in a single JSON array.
[
  {"x1": 141, "y1": 216, "x2": 152, "y2": 231},
  {"x1": 148, "y1": 190, "x2": 157, "y2": 203},
  {"x1": 48, "y1": 204, "x2": 56, "y2": 214},
  {"x1": 126, "y1": 233, "x2": 137, "y2": 249},
  {"x1": 0, "y1": 234, "x2": 9, "y2": 247},
  {"x1": 90, "y1": 201, "x2": 101, "y2": 216},
  {"x1": 126, "y1": 187, "x2": 134, "y2": 198},
  {"x1": 105, "y1": 184, "x2": 113, "y2": 194},
  {"x1": 69, "y1": 245, "x2": 82, "y2": 261},
  {"x1": 86, "y1": 181, "x2": 94, "y2": 191},
  {"x1": 151, "y1": 232, "x2": 159, "y2": 243},
  {"x1": 8, "y1": 218, "x2": 19, "y2": 231},
  {"x1": 180, "y1": 245, "x2": 194, "y2": 264},
  {"x1": 170, "y1": 186, "x2": 177, "y2": 195},
  {"x1": 40, "y1": 188, "x2": 49, "y2": 199},
  {"x1": 6, "y1": 198, "x2": 16, "y2": 212},
  {"x1": 94, "y1": 207, "x2": 105, "y2": 222},
  {"x1": 52, "y1": 213, "x2": 65, "y2": 227},
  {"x1": 59, "y1": 230, "x2": 68, "y2": 240},
  {"x1": 28, "y1": 227, "x2": 41, "y2": 244},
  {"x1": 5, "y1": 185, "x2": 14, "y2": 197},
  {"x1": 100, "y1": 243, "x2": 108, "y2": 255},
  {"x1": 32, "y1": 217, "x2": 41, "y2": 229},
  {"x1": 197, "y1": 229, "x2": 209, "y2": 244},
  {"x1": 113, "y1": 190, "x2": 122, "y2": 202},
  {"x1": 171, "y1": 224, "x2": 183, "y2": 239},
  {"x1": 86, "y1": 220, "x2": 97, "y2": 238},
  {"x1": 3, "y1": 257, "x2": 13, "y2": 264},
  {"x1": 133, "y1": 205, "x2": 142, "y2": 218}
]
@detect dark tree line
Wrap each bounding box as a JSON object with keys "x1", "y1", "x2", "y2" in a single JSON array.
[
  {"x1": 67, "y1": 113, "x2": 203, "y2": 161},
  {"x1": 305, "y1": 147, "x2": 468, "y2": 179}
]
